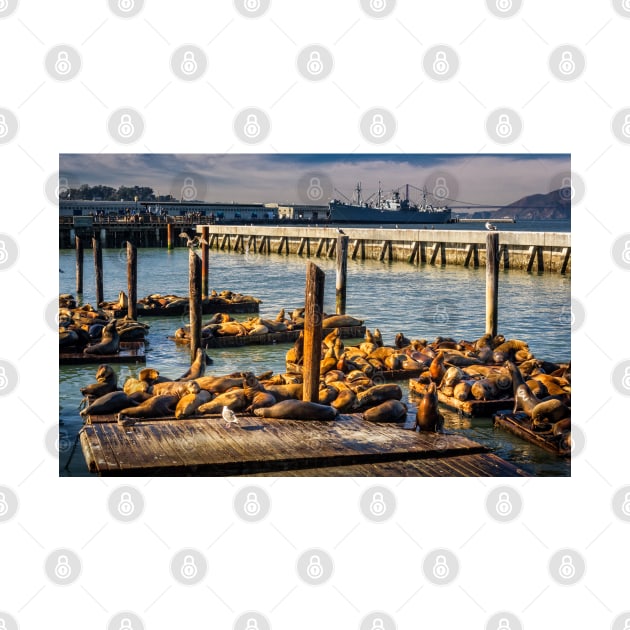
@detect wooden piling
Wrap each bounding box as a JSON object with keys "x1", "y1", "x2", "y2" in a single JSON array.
[
  {"x1": 486, "y1": 232, "x2": 499, "y2": 337},
  {"x1": 336, "y1": 235, "x2": 349, "y2": 315},
  {"x1": 189, "y1": 249, "x2": 202, "y2": 362},
  {"x1": 201, "y1": 226, "x2": 209, "y2": 300},
  {"x1": 302, "y1": 262, "x2": 325, "y2": 403},
  {"x1": 75, "y1": 236, "x2": 83, "y2": 294},
  {"x1": 167, "y1": 222, "x2": 174, "y2": 250},
  {"x1": 92, "y1": 237, "x2": 103, "y2": 306},
  {"x1": 126, "y1": 241, "x2": 137, "y2": 320}
]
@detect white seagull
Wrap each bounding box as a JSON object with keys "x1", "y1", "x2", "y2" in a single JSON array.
[
  {"x1": 179, "y1": 232, "x2": 209, "y2": 248},
  {"x1": 485, "y1": 222, "x2": 498, "y2": 231},
  {"x1": 336, "y1": 228, "x2": 345, "y2": 235},
  {"x1": 222, "y1": 405, "x2": 238, "y2": 428}
]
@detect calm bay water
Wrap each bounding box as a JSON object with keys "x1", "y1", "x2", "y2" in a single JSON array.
[{"x1": 59, "y1": 229, "x2": 571, "y2": 477}]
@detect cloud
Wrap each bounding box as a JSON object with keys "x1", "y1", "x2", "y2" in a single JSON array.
[{"x1": 60, "y1": 153, "x2": 570, "y2": 206}]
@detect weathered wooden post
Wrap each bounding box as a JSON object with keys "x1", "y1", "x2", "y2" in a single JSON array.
[
  {"x1": 167, "y1": 222, "x2": 174, "y2": 250},
  {"x1": 486, "y1": 231, "x2": 499, "y2": 337},
  {"x1": 302, "y1": 262, "x2": 325, "y2": 403},
  {"x1": 126, "y1": 241, "x2": 137, "y2": 320},
  {"x1": 75, "y1": 235, "x2": 83, "y2": 295},
  {"x1": 92, "y1": 237, "x2": 103, "y2": 306},
  {"x1": 201, "y1": 225, "x2": 209, "y2": 300},
  {"x1": 335, "y1": 234, "x2": 349, "y2": 315},
  {"x1": 189, "y1": 248, "x2": 202, "y2": 362}
]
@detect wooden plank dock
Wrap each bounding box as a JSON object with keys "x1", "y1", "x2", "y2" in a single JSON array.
[
  {"x1": 79, "y1": 413, "x2": 529, "y2": 476},
  {"x1": 170, "y1": 325, "x2": 366, "y2": 349},
  {"x1": 60, "y1": 341, "x2": 146, "y2": 365},
  {"x1": 493, "y1": 411, "x2": 570, "y2": 457},
  {"x1": 409, "y1": 378, "x2": 514, "y2": 417}
]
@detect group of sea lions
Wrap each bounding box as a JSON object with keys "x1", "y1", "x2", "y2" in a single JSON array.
[
  {"x1": 59, "y1": 294, "x2": 149, "y2": 353},
  {"x1": 172, "y1": 308, "x2": 364, "y2": 342},
  {"x1": 79, "y1": 346, "x2": 413, "y2": 427},
  {"x1": 98, "y1": 290, "x2": 262, "y2": 314}
]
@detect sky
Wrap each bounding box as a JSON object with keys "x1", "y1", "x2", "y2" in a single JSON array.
[{"x1": 59, "y1": 153, "x2": 570, "y2": 207}]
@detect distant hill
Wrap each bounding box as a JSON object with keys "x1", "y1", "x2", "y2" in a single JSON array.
[{"x1": 456, "y1": 188, "x2": 571, "y2": 220}]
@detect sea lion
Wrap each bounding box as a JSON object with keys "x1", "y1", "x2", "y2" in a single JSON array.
[
  {"x1": 175, "y1": 390, "x2": 212, "y2": 419},
  {"x1": 505, "y1": 361, "x2": 538, "y2": 415},
  {"x1": 123, "y1": 377, "x2": 150, "y2": 395},
  {"x1": 264, "y1": 383, "x2": 303, "y2": 401},
  {"x1": 197, "y1": 389, "x2": 248, "y2": 414},
  {"x1": 194, "y1": 375, "x2": 243, "y2": 394},
  {"x1": 394, "y1": 332, "x2": 411, "y2": 349},
  {"x1": 322, "y1": 314, "x2": 363, "y2": 328},
  {"x1": 373, "y1": 328, "x2": 384, "y2": 347},
  {"x1": 318, "y1": 385, "x2": 338, "y2": 405},
  {"x1": 453, "y1": 381, "x2": 472, "y2": 401},
  {"x1": 331, "y1": 388, "x2": 356, "y2": 412},
  {"x1": 253, "y1": 400, "x2": 338, "y2": 421},
  {"x1": 531, "y1": 398, "x2": 570, "y2": 424},
  {"x1": 117, "y1": 394, "x2": 180, "y2": 419},
  {"x1": 246, "y1": 390, "x2": 277, "y2": 413},
  {"x1": 178, "y1": 348, "x2": 207, "y2": 381},
  {"x1": 80, "y1": 364, "x2": 118, "y2": 398},
  {"x1": 415, "y1": 382, "x2": 444, "y2": 432},
  {"x1": 150, "y1": 380, "x2": 192, "y2": 397},
  {"x1": 552, "y1": 417, "x2": 571, "y2": 436},
  {"x1": 363, "y1": 399, "x2": 408, "y2": 423},
  {"x1": 429, "y1": 352, "x2": 445, "y2": 383},
  {"x1": 354, "y1": 384, "x2": 403, "y2": 410},
  {"x1": 285, "y1": 332, "x2": 304, "y2": 365},
  {"x1": 80, "y1": 391, "x2": 138, "y2": 417},
  {"x1": 83, "y1": 319, "x2": 120, "y2": 355}
]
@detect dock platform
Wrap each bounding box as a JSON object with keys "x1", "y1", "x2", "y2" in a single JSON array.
[
  {"x1": 79, "y1": 413, "x2": 529, "y2": 476},
  {"x1": 60, "y1": 341, "x2": 146, "y2": 365},
  {"x1": 104, "y1": 300, "x2": 260, "y2": 319},
  {"x1": 493, "y1": 411, "x2": 570, "y2": 456}
]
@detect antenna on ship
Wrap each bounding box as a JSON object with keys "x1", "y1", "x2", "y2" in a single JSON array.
[
  {"x1": 377, "y1": 180, "x2": 382, "y2": 208},
  {"x1": 355, "y1": 181, "x2": 362, "y2": 206}
]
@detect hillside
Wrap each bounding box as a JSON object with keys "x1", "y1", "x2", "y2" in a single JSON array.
[{"x1": 457, "y1": 188, "x2": 571, "y2": 220}]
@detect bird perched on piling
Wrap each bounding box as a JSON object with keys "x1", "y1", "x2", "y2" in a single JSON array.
[
  {"x1": 179, "y1": 232, "x2": 209, "y2": 248},
  {"x1": 222, "y1": 405, "x2": 238, "y2": 428},
  {"x1": 485, "y1": 222, "x2": 497, "y2": 231},
  {"x1": 336, "y1": 228, "x2": 345, "y2": 235}
]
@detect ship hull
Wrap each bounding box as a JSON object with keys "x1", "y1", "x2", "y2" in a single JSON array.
[{"x1": 328, "y1": 203, "x2": 451, "y2": 224}]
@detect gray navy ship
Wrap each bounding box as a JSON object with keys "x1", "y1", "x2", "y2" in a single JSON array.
[{"x1": 327, "y1": 182, "x2": 452, "y2": 224}]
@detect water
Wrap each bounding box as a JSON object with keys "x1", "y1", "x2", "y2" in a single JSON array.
[{"x1": 59, "y1": 239, "x2": 571, "y2": 477}]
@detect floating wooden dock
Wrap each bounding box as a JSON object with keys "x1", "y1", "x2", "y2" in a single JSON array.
[
  {"x1": 103, "y1": 300, "x2": 260, "y2": 319},
  {"x1": 493, "y1": 411, "x2": 570, "y2": 457},
  {"x1": 409, "y1": 378, "x2": 514, "y2": 417},
  {"x1": 59, "y1": 341, "x2": 146, "y2": 365},
  {"x1": 79, "y1": 413, "x2": 529, "y2": 476}
]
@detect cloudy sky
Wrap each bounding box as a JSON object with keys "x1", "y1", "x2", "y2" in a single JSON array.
[{"x1": 59, "y1": 153, "x2": 570, "y2": 207}]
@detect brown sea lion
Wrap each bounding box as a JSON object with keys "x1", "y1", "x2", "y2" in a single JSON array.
[
  {"x1": 430, "y1": 352, "x2": 445, "y2": 383},
  {"x1": 531, "y1": 398, "x2": 570, "y2": 424},
  {"x1": 453, "y1": 381, "x2": 472, "y2": 401},
  {"x1": 80, "y1": 364, "x2": 118, "y2": 398},
  {"x1": 552, "y1": 417, "x2": 571, "y2": 436},
  {"x1": 331, "y1": 388, "x2": 356, "y2": 412},
  {"x1": 286, "y1": 332, "x2": 304, "y2": 365},
  {"x1": 322, "y1": 315, "x2": 363, "y2": 328},
  {"x1": 83, "y1": 319, "x2": 120, "y2": 355},
  {"x1": 246, "y1": 390, "x2": 277, "y2": 413},
  {"x1": 117, "y1": 394, "x2": 180, "y2": 419},
  {"x1": 151, "y1": 380, "x2": 193, "y2": 397},
  {"x1": 505, "y1": 361, "x2": 538, "y2": 415},
  {"x1": 197, "y1": 389, "x2": 248, "y2": 414},
  {"x1": 194, "y1": 375, "x2": 243, "y2": 394},
  {"x1": 264, "y1": 383, "x2": 303, "y2": 401},
  {"x1": 415, "y1": 382, "x2": 444, "y2": 432},
  {"x1": 363, "y1": 399, "x2": 408, "y2": 423},
  {"x1": 80, "y1": 391, "x2": 138, "y2": 417},
  {"x1": 254, "y1": 400, "x2": 338, "y2": 421},
  {"x1": 123, "y1": 377, "x2": 150, "y2": 395},
  {"x1": 373, "y1": 328, "x2": 384, "y2": 347},
  {"x1": 175, "y1": 390, "x2": 212, "y2": 419},
  {"x1": 178, "y1": 348, "x2": 207, "y2": 381},
  {"x1": 355, "y1": 384, "x2": 403, "y2": 410}
]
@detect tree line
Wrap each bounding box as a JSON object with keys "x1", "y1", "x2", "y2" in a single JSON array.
[{"x1": 60, "y1": 184, "x2": 176, "y2": 202}]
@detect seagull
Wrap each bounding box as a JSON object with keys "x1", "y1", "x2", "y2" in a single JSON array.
[
  {"x1": 336, "y1": 228, "x2": 345, "y2": 235},
  {"x1": 485, "y1": 222, "x2": 497, "y2": 231},
  {"x1": 59, "y1": 269, "x2": 65, "y2": 273},
  {"x1": 222, "y1": 405, "x2": 238, "y2": 428},
  {"x1": 179, "y1": 233, "x2": 209, "y2": 248}
]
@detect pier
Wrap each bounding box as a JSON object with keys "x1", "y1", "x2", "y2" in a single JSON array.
[{"x1": 194, "y1": 226, "x2": 570, "y2": 274}]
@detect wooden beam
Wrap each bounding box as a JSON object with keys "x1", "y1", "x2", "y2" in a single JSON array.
[
  {"x1": 336, "y1": 235, "x2": 349, "y2": 315},
  {"x1": 189, "y1": 249, "x2": 202, "y2": 363},
  {"x1": 126, "y1": 241, "x2": 137, "y2": 321},
  {"x1": 75, "y1": 235, "x2": 83, "y2": 294},
  {"x1": 302, "y1": 262, "x2": 325, "y2": 403},
  {"x1": 486, "y1": 232, "x2": 499, "y2": 337}
]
